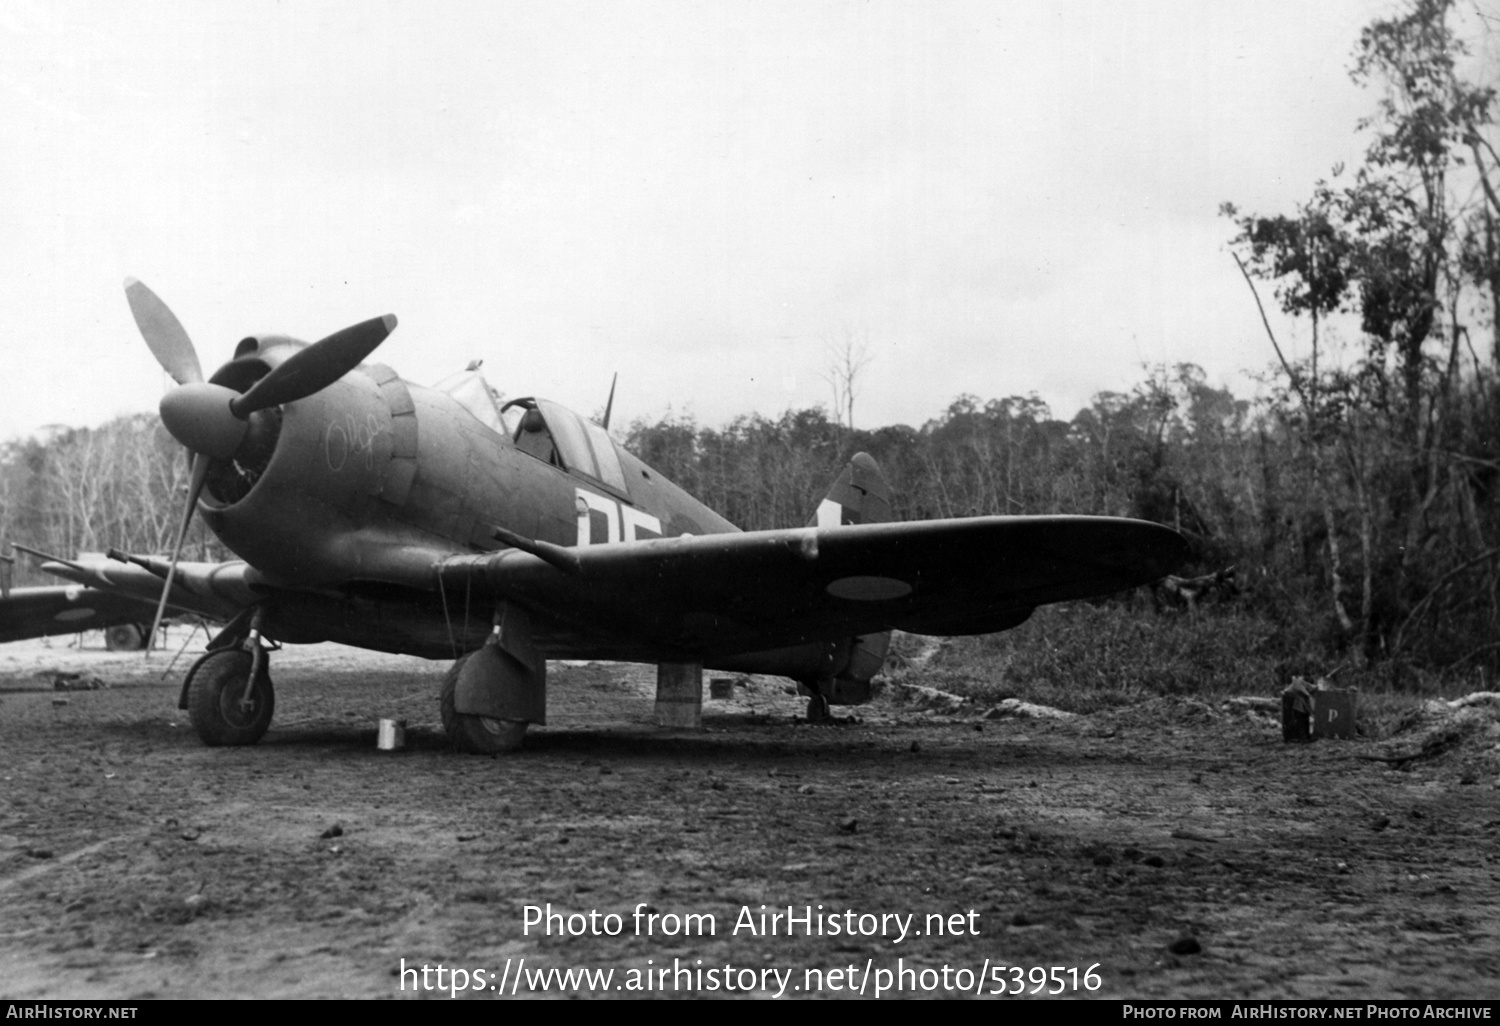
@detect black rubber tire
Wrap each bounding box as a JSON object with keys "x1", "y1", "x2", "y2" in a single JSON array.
[
  {"x1": 439, "y1": 655, "x2": 528, "y2": 754},
  {"x1": 105, "y1": 623, "x2": 147, "y2": 652},
  {"x1": 807, "y1": 693, "x2": 831, "y2": 723},
  {"x1": 186, "y1": 648, "x2": 274, "y2": 747}
]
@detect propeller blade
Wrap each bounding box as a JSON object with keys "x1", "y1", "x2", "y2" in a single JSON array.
[
  {"x1": 229, "y1": 314, "x2": 396, "y2": 418},
  {"x1": 145, "y1": 454, "x2": 209, "y2": 657},
  {"x1": 125, "y1": 278, "x2": 203, "y2": 386}
]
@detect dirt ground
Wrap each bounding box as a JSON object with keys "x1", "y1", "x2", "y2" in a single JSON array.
[{"x1": 2, "y1": 627, "x2": 1498, "y2": 1001}]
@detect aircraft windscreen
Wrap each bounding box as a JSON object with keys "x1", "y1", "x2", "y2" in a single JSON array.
[{"x1": 434, "y1": 370, "x2": 508, "y2": 435}]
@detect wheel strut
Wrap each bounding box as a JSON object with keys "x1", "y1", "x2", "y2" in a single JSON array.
[{"x1": 240, "y1": 606, "x2": 268, "y2": 711}]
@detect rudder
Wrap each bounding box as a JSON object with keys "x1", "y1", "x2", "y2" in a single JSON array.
[
  {"x1": 808, "y1": 452, "x2": 893, "y2": 707},
  {"x1": 811, "y1": 451, "x2": 893, "y2": 528}
]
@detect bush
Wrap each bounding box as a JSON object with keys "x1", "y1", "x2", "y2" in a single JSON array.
[{"x1": 889, "y1": 601, "x2": 1490, "y2": 734}]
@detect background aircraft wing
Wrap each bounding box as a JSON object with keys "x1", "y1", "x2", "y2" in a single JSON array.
[
  {"x1": 452, "y1": 515, "x2": 1187, "y2": 656},
  {"x1": 0, "y1": 586, "x2": 162, "y2": 644}
]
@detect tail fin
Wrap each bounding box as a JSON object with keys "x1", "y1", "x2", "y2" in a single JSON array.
[
  {"x1": 811, "y1": 453, "x2": 894, "y2": 703},
  {"x1": 811, "y1": 451, "x2": 892, "y2": 528}
]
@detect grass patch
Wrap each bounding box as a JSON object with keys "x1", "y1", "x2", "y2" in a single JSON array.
[
  {"x1": 897, "y1": 604, "x2": 1280, "y2": 714},
  {"x1": 886, "y1": 603, "x2": 1493, "y2": 733}
]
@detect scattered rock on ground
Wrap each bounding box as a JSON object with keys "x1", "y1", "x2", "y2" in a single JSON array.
[
  {"x1": 892, "y1": 683, "x2": 968, "y2": 713},
  {"x1": 984, "y1": 698, "x2": 1076, "y2": 720}
]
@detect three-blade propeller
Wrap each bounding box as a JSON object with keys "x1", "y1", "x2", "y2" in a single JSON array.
[{"x1": 123, "y1": 279, "x2": 397, "y2": 652}]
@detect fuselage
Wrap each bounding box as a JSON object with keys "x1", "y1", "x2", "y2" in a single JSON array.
[{"x1": 197, "y1": 342, "x2": 791, "y2": 664}]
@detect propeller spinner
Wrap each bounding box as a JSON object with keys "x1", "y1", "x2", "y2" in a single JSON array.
[{"x1": 123, "y1": 279, "x2": 397, "y2": 651}]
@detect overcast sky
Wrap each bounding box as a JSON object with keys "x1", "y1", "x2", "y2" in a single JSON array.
[{"x1": 2, "y1": 0, "x2": 1403, "y2": 442}]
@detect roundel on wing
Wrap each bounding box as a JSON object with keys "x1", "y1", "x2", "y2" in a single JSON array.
[{"x1": 825, "y1": 575, "x2": 912, "y2": 601}]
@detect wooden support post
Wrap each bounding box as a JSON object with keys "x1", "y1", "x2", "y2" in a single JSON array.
[{"x1": 655, "y1": 662, "x2": 703, "y2": 729}]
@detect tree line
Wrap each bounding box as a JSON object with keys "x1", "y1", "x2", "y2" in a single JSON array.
[
  {"x1": 1, "y1": 350, "x2": 1491, "y2": 675},
  {"x1": 0, "y1": 416, "x2": 211, "y2": 570}
]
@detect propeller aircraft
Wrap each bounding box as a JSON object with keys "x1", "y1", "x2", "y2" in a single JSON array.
[{"x1": 0, "y1": 280, "x2": 1188, "y2": 753}]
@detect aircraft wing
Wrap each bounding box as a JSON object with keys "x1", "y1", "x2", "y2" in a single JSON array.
[
  {"x1": 444, "y1": 515, "x2": 1187, "y2": 656},
  {"x1": 0, "y1": 558, "x2": 259, "y2": 646},
  {"x1": 0, "y1": 586, "x2": 166, "y2": 644}
]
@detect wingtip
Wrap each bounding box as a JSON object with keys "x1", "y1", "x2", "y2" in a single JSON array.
[{"x1": 382, "y1": 314, "x2": 398, "y2": 333}]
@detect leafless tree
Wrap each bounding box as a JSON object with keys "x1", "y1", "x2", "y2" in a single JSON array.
[{"x1": 820, "y1": 328, "x2": 872, "y2": 434}]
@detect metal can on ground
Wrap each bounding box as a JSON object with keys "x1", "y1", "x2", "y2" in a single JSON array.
[{"x1": 377, "y1": 718, "x2": 406, "y2": 750}]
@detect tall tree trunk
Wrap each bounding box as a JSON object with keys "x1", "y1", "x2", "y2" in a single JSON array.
[{"x1": 1315, "y1": 443, "x2": 1355, "y2": 635}]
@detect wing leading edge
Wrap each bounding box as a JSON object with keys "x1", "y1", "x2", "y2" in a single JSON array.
[{"x1": 440, "y1": 514, "x2": 1187, "y2": 657}]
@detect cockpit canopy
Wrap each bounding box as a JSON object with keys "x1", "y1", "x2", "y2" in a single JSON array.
[{"x1": 434, "y1": 368, "x2": 628, "y2": 494}]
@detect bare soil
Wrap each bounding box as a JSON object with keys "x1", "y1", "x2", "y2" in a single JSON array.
[{"x1": 2, "y1": 629, "x2": 1498, "y2": 1000}]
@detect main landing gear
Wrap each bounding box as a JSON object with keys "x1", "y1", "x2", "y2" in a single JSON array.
[
  {"x1": 179, "y1": 607, "x2": 275, "y2": 747},
  {"x1": 439, "y1": 653, "x2": 529, "y2": 754},
  {"x1": 806, "y1": 693, "x2": 832, "y2": 723},
  {"x1": 183, "y1": 647, "x2": 275, "y2": 746}
]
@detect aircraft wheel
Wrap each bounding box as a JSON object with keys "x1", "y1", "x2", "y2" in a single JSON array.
[
  {"x1": 186, "y1": 648, "x2": 274, "y2": 746},
  {"x1": 806, "y1": 693, "x2": 831, "y2": 723},
  {"x1": 105, "y1": 623, "x2": 147, "y2": 651},
  {"x1": 440, "y1": 656, "x2": 528, "y2": 754}
]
